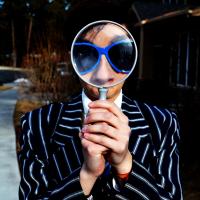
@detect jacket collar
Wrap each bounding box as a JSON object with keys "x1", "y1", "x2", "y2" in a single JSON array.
[
  {"x1": 51, "y1": 93, "x2": 83, "y2": 146},
  {"x1": 122, "y1": 94, "x2": 151, "y2": 137}
]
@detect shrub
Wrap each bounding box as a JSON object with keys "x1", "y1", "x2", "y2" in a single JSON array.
[{"x1": 22, "y1": 46, "x2": 80, "y2": 103}]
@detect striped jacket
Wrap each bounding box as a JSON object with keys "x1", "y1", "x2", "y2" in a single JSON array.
[{"x1": 18, "y1": 92, "x2": 183, "y2": 200}]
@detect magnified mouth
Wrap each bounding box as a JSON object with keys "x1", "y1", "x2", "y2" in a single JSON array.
[{"x1": 89, "y1": 77, "x2": 115, "y2": 87}]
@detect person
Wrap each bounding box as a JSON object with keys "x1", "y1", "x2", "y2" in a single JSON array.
[{"x1": 18, "y1": 0, "x2": 183, "y2": 199}]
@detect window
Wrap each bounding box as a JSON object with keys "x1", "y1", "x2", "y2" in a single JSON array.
[
  {"x1": 169, "y1": 32, "x2": 200, "y2": 89},
  {"x1": 161, "y1": 0, "x2": 188, "y2": 4}
]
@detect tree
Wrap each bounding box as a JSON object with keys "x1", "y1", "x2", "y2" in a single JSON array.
[
  {"x1": 0, "y1": 0, "x2": 72, "y2": 67},
  {"x1": 2, "y1": 0, "x2": 27, "y2": 67}
]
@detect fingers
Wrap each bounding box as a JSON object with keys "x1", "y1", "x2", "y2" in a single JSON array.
[
  {"x1": 83, "y1": 131, "x2": 129, "y2": 154},
  {"x1": 80, "y1": 100, "x2": 131, "y2": 166},
  {"x1": 81, "y1": 121, "x2": 130, "y2": 154},
  {"x1": 83, "y1": 132, "x2": 117, "y2": 152},
  {"x1": 89, "y1": 100, "x2": 128, "y2": 123},
  {"x1": 88, "y1": 108, "x2": 107, "y2": 113},
  {"x1": 79, "y1": 132, "x2": 108, "y2": 154},
  {"x1": 84, "y1": 111, "x2": 120, "y2": 128},
  {"x1": 82, "y1": 123, "x2": 116, "y2": 139},
  {"x1": 82, "y1": 100, "x2": 131, "y2": 150},
  {"x1": 84, "y1": 100, "x2": 129, "y2": 129}
]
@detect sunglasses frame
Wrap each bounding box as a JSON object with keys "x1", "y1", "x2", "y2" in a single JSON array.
[{"x1": 74, "y1": 40, "x2": 134, "y2": 75}]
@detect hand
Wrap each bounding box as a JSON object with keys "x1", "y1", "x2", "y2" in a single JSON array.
[
  {"x1": 82, "y1": 100, "x2": 132, "y2": 174},
  {"x1": 79, "y1": 132, "x2": 108, "y2": 195},
  {"x1": 80, "y1": 132, "x2": 107, "y2": 177}
]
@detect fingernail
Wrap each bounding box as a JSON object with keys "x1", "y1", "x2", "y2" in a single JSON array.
[
  {"x1": 84, "y1": 133, "x2": 89, "y2": 138},
  {"x1": 89, "y1": 102, "x2": 94, "y2": 107},
  {"x1": 82, "y1": 126, "x2": 87, "y2": 132}
]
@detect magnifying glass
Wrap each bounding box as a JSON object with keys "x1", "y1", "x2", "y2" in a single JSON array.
[{"x1": 71, "y1": 20, "x2": 138, "y2": 100}]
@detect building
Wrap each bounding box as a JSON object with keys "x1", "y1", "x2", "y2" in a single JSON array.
[{"x1": 128, "y1": 1, "x2": 200, "y2": 199}]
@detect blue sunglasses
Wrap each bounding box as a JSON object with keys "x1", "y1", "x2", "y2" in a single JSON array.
[{"x1": 73, "y1": 40, "x2": 136, "y2": 75}]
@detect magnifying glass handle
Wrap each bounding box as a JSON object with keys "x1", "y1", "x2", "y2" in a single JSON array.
[{"x1": 99, "y1": 88, "x2": 108, "y2": 100}]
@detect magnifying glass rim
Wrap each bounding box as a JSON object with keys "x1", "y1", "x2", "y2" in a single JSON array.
[{"x1": 70, "y1": 19, "x2": 138, "y2": 89}]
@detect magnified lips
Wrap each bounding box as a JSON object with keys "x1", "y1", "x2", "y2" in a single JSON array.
[{"x1": 89, "y1": 77, "x2": 115, "y2": 87}]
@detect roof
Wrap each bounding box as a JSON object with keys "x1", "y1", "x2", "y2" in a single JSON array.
[{"x1": 132, "y1": 1, "x2": 200, "y2": 26}]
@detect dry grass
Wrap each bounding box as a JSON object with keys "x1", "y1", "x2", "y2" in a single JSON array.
[
  {"x1": 13, "y1": 99, "x2": 45, "y2": 155},
  {"x1": 13, "y1": 99, "x2": 44, "y2": 129},
  {"x1": 22, "y1": 46, "x2": 77, "y2": 103},
  {"x1": 0, "y1": 85, "x2": 13, "y2": 91}
]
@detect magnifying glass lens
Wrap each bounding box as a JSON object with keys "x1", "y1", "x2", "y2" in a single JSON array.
[{"x1": 71, "y1": 20, "x2": 138, "y2": 92}]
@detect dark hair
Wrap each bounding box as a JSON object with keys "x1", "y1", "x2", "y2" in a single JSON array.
[{"x1": 64, "y1": 0, "x2": 138, "y2": 49}]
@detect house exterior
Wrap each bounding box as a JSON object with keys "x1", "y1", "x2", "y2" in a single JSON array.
[{"x1": 128, "y1": 1, "x2": 200, "y2": 199}]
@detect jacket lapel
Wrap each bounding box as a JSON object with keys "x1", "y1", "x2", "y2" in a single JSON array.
[
  {"x1": 122, "y1": 94, "x2": 151, "y2": 137},
  {"x1": 51, "y1": 93, "x2": 83, "y2": 147},
  {"x1": 122, "y1": 94, "x2": 157, "y2": 167}
]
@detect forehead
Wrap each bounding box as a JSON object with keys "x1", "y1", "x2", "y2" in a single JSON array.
[{"x1": 81, "y1": 23, "x2": 129, "y2": 46}]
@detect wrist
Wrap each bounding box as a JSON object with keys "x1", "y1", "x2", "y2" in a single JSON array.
[
  {"x1": 115, "y1": 171, "x2": 130, "y2": 181},
  {"x1": 113, "y1": 152, "x2": 133, "y2": 174},
  {"x1": 80, "y1": 165, "x2": 98, "y2": 195}
]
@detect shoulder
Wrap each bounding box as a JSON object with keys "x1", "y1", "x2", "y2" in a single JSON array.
[
  {"x1": 139, "y1": 101, "x2": 177, "y2": 124},
  {"x1": 20, "y1": 102, "x2": 65, "y2": 140},
  {"x1": 21, "y1": 102, "x2": 64, "y2": 125},
  {"x1": 123, "y1": 94, "x2": 179, "y2": 129},
  {"x1": 21, "y1": 92, "x2": 82, "y2": 128},
  {"x1": 136, "y1": 100, "x2": 180, "y2": 142}
]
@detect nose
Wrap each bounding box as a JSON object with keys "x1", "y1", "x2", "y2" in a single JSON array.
[{"x1": 90, "y1": 55, "x2": 114, "y2": 86}]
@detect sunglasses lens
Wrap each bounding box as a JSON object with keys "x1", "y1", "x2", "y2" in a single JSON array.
[
  {"x1": 73, "y1": 44, "x2": 99, "y2": 74},
  {"x1": 108, "y1": 42, "x2": 135, "y2": 73}
]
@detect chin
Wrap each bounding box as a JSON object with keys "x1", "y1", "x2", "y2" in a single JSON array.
[
  {"x1": 82, "y1": 81, "x2": 124, "y2": 101},
  {"x1": 85, "y1": 87, "x2": 100, "y2": 100}
]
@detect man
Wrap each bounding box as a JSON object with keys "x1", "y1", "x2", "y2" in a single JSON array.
[{"x1": 18, "y1": 0, "x2": 183, "y2": 199}]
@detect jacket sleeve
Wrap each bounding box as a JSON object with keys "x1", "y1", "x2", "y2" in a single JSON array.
[
  {"x1": 113, "y1": 107, "x2": 183, "y2": 200},
  {"x1": 18, "y1": 104, "x2": 87, "y2": 200}
]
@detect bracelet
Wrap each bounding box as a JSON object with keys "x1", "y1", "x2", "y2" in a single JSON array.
[{"x1": 116, "y1": 172, "x2": 130, "y2": 181}]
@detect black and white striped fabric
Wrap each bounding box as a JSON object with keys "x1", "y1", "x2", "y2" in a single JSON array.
[{"x1": 18, "y1": 92, "x2": 183, "y2": 199}]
